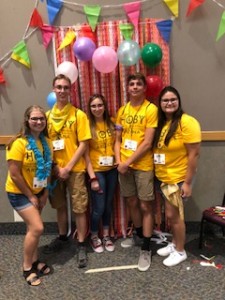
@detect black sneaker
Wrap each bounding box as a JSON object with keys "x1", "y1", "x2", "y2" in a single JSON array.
[
  {"x1": 43, "y1": 237, "x2": 70, "y2": 254},
  {"x1": 77, "y1": 245, "x2": 87, "y2": 268}
]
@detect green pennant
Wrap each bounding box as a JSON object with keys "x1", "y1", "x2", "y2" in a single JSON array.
[
  {"x1": 119, "y1": 23, "x2": 134, "y2": 40},
  {"x1": 216, "y1": 11, "x2": 225, "y2": 41},
  {"x1": 83, "y1": 5, "x2": 101, "y2": 32},
  {"x1": 11, "y1": 40, "x2": 31, "y2": 68}
]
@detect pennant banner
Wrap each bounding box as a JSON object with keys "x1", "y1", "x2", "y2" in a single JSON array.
[
  {"x1": 123, "y1": 1, "x2": 141, "y2": 28},
  {"x1": 58, "y1": 30, "x2": 76, "y2": 51},
  {"x1": 216, "y1": 11, "x2": 225, "y2": 41},
  {"x1": 46, "y1": 0, "x2": 63, "y2": 25},
  {"x1": 119, "y1": 23, "x2": 134, "y2": 40},
  {"x1": 11, "y1": 40, "x2": 31, "y2": 68},
  {"x1": 29, "y1": 8, "x2": 44, "y2": 28},
  {"x1": 186, "y1": 0, "x2": 205, "y2": 17},
  {"x1": 156, "y1": 19, "x2": 173, "y2": 43},
  {"x1": 163, "y1": 0, "x2": 179, "y2": 18},
  {"x1": 41, "y1": 24, "x2": 54, "y2": 48},
  {"x1": 0, "y1": 68, "x2": 6, "y2": 84},
  {"x1": 83, "y1": 5, "x2": 101, "y2": 32}
]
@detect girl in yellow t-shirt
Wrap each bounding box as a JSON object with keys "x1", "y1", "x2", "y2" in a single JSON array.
[
  {"x1": 153, "y1": 86, "x2": 201, "y2": 267},
  {"x1": 5, "y1": 105, "x2": 53, "y2": 286},
  {"x1": 85, "y1": 94, "x2": 118, "y2": 253}
]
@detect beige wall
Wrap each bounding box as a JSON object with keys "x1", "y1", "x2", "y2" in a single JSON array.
[{"x1": 1, "y1": 0, "x2": 225, "y2": 222}]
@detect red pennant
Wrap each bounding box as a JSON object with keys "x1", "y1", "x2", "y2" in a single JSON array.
[
  {"x1": 79, "y1": 25, "x2": 96, "y2": 43},
  {"x1": 186, "y1": 0, "x2": 205, "y2": 17},
  {"x1": 0, "y1": 68, "x2": 6, "y2": 84},
  {"x1": 29, "y1": 8, "x2": 44, "y2": 28}
]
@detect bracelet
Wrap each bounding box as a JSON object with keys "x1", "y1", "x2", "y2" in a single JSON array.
[{"x1": 89, "y1": 177, "x2": 99, "y2": 183}]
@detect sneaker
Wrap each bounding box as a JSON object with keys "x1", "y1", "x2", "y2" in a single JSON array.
[
  {"x1": 138, "y1": 250, "x2": 152, "y2": 272},
  {"x1": 157, "y1": 243, "x2": 175, "y2": 257},
  {"x1": 43, "y1": 237, "x2": 69, "y2": 254},
  {"x1": 77, "y1": 245, "x2": 88, "y2": 268},
  {"x1": 102, "y1": 237, "x2": 115, "y2": 252},
  {"x1": 121, "y1": 235, "x2": 143, "y2": 248},
  {"x1": 90, "y1": 237, "x2": 104, "y2": 253},
  {"x1": 163, "y1": 250, "x2": 187, "y2": 267}
]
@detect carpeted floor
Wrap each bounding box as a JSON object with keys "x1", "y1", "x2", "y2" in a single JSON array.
[{"x1": 0, "y1": 227, "x2": 225, "y2": 300}]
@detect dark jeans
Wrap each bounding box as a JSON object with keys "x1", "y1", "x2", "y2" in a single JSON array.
[{"x1": 90, "y1": 168, "x2": 118, "y2": 234}]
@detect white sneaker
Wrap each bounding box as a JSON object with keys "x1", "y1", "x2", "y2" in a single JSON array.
[
  {"x1": 163, "y1": 250, "x2": 187, "y2": 267},
  {"x1": 157, "y1": 243, "x2": 175, "y2": 257},
  {"x1": 90, "y1": 237, "x2": 104, "y2": 253},
  {"x1": 102, "y1": 237, "x2": 115, "y2": 252},
  {"x1": 121, "y1": 235, "x2": 143, "y2": 248},
  {"x1": 138, "y1": 250, "x2": 152, "y2": 272}
]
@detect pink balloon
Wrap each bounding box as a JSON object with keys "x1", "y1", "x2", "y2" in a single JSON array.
[
  {"x1": 146, "y1": 75, "x2": 163, "y2": 99},
  {"x1": 92, "y1": 46, "x2": 118, "y2": 73}
]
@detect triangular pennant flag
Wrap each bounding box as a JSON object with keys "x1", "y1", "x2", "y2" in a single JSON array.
[
  {"x1": 79, "y1": 25, "x2": 96, "y2": 42},
  {"x1": 41, "y1": 24, "x2": 54, "y2": 48},
  {"x1": 119, "y1": 23, "x2": 134, "y2": 40},
  {"x1": 83, "y1": 5, "x2": 101, "y2": 32},
  {"x1": 0, "y1": 68, "x2": 6, "y2": 84},
  {"x1": 216, "y1": 11, "x2": 225, "y2": 41},
  {"x1": 123, "y1": 1, "x2": 141, "y2": 28},
  {"x1": 186, "y1": 0, "x2": 205, "y2": 17},
  {"x1": 58, "y1": 30, "x2": 76, "y2": 51},
  {"x1": 29, "y1": 8, "x2": 44, "y2": 28},
  {"x1": 156, "y1": 19, "x2": 173, "y2": 43},
  {"x1": 46, "y1": 0, "x2": 63, "y2": 25},
  {"x1": 163, "y1": 0, "x2": 179, "y2": 18},
  {"x1": 11, "y1": 40, "x2": 31, "y2": 68}
]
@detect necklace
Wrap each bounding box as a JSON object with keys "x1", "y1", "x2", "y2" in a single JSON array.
[{"x1": 27, "y1": 133, "x2": 52, "y2": 181}]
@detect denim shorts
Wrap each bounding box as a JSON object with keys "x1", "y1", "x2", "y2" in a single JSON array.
[{"x1": 7, "y1": 190, "x2": 44, "y2": 211}]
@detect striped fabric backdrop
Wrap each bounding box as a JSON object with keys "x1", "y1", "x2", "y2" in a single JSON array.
[{"x1": 52, "y1": 19, "x2": 170, "y2": 237}]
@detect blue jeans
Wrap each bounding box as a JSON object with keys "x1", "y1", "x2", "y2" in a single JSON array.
[{"x1": 90, "y1": 168, "x2": 118, "y2": 234}]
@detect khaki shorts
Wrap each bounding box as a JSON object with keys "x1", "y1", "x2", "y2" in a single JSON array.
[
  {"x1": 119, "y1": 169, "x2": 154, "y2": 201},
  {"x1": 50, "y1": 172, "x2": 88, "y2": 214}
]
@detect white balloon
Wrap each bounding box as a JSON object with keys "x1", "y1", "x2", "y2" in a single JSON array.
[{"x1": 55, "y1": 61, "x2": 78, "y2": 84}]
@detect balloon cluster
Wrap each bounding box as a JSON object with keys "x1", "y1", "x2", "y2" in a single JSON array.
[{"x1": 47, "y1": 38, "x2": 164, "y2": 107}]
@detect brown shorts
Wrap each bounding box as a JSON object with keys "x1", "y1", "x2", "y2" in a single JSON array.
[
  {"x1": 119, "y1": 169, "x2": 154, "y2": 201},
  {"x1": 49, "y1": 172, "x2": 88, "y2": 214}
]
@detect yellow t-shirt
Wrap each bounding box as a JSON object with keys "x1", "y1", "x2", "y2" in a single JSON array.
[
  {"x1": 154, "y1": 113, "x2": 201, "y2": 183},
  {"x1": 47, "y1": 106, "x2": 91, "y2": 172},
  {"x1": 5, "y1": 137, "x2": 53, "y2": 194},
  {"x1": 89, "y1": 121, "x2": 115, "y2": 172},
  {"x1": 116, "y1": 99, "x2": 158, "y2": 171}
]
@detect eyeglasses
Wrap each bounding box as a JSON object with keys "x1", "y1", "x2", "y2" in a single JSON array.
[
  {"x1": 29, "y1": 117, "x2": 46, "y2": 122},
  {"x1": 90, "y1": 104, "x2": 104, "y2": 109},
  {"x1": 161, "y1": 98, "x2": 178, "y2": 104},
  {"x1": 54, "y1": 85, "x2": 70, "y2": 91}
]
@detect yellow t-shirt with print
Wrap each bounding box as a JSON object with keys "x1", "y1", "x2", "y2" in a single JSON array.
[
  {"x1": 5, "y1": 137, "x2": 53, "y2": 194},
  {"x1": 47, "y1": 106, "x2": 91, "y2": 172},
  {"x1": 116, "y1": 99, "x2": 158, "y2": 171},
  {"x1": 89, "y1": 121, "x2": 115, "y2": 172},
  {"x1": 154, "y1": 114, "x2": 201, "y2": 184}
]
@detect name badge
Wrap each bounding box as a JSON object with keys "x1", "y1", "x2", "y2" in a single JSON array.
[
  {"x1": 124, "y1": 139, "x2": 137, "y2": 151},
  {"x1": 154, "y1": 154, "x2": 165, "y2": 165},
  {"x1": 52, "y1": 139, "x2": 64, "y2": 151},
  {"x1": 33, "y1": 177, "x2": 47, "y2": 188},
  {"x1": 99, "y1": 156, "x2": 114, "y2": 166}
]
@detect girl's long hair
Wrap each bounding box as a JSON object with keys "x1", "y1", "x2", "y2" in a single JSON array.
[
  {"x1": 153, "y1": 86, "x2": 184, "y2": 148},
  {"x1": 7, "y1": 105, "x2": 48, "y2": 150},
  {"x1": 87, "y1": 94, "x2": 114, "y2": 139}
]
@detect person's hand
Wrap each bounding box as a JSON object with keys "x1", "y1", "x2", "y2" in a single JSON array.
[
  {"x1": 117, "y1": 162, "x2": 129, "y2": 175},
  {"x1": 58, "y1": 167, "x2": 70, "y2": 180},
  {"x1": 181, "y1": 182, "x2": 192, "y2": 199},
  {"x1": 29, "y1": 195, "x2": 39, "y2": 209},
  {"x1": 91, "y1": 180, "x2": 100, "y2": 191},
  {"x1": 38, "y1": 193, "x2": 48, "y2": 211}
]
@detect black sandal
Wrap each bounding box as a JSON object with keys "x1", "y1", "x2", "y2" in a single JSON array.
[
  {"x1": 23, "y1": 268, "x2": 41, "y2": 286},
  {"x1": 32, "y1": 260, "x2": 52, "y2": 277}
]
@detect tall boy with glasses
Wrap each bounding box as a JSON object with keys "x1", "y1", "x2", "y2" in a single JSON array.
[
  {"x1": 44, "y1": 74, "x2": 91, "y2": 268},
  {"x1": 114, "y1": 73, "x2": 158, "y2": 271}
]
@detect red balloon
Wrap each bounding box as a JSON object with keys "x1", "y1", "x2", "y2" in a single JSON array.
[{"x1": 146, "y1": 75, "x2": 163, "y2": 99}]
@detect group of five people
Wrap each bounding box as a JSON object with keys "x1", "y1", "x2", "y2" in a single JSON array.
[{"x1": 5, "y1": 72, "x2": 201, "y2": 286}]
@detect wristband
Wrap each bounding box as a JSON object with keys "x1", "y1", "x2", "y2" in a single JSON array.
[{"x1": 89, "y1": 177, "x2": 99, "y2": 183}]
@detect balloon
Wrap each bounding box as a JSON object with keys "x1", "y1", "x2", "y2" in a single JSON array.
[
  {"x1": 146, "y1": 75, "x2": 163, "y2": 98},
  {"x1": 47, "y1": 92, "x2": 57, "y2": 108},
  {"x1": 73, "y1": 37, "x2": 96, "y2": 61},
  {"x1": 141, "y1": 43, "x2": 163, "y2": 68},
  {"x1": 92, "y1": 46, "x2": 118, "y2": 73},
  {"x1": 117, "y1": 40, "x2": 141, "y2": 66},
  {"x1": 55, "y1": 61, "x2": 78, "y2": 84}
]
